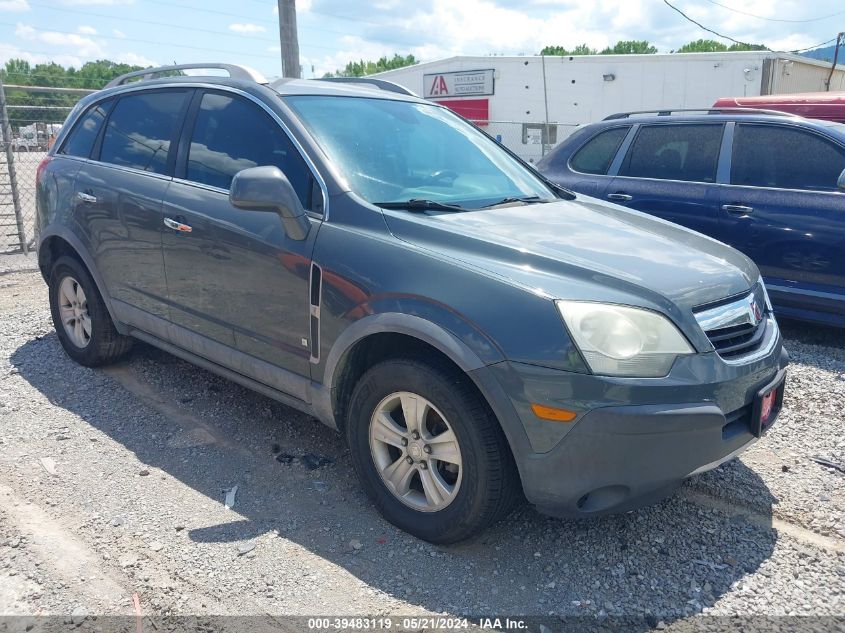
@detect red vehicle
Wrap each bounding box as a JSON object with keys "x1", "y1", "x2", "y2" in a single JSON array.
[{"x1": 713, "y1": 92, "x2": 845, "y2": 123}]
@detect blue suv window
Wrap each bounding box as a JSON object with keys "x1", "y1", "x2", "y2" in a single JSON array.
[
  {"x1": 569, "y1": 127, "x2": 629, "y2": 174},
  {"x1": 620, "y1": 124, "x2": 723, "y2": 183},
  {"x1": 731, "y1": 124, "x2": 845, "y2": 192}
]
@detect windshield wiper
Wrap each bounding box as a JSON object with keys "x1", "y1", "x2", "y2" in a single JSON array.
[
  {"x1": 481, "y1": 195, "x2": 548, "y2": 208},
  {"x1": 374, "y1": 199, "x2": 466, "y2": 213}
]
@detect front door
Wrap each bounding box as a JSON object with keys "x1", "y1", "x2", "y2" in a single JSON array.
[
  {"x1": 161, "y1": 90, "x2": 324, "y2": 384},
  {"x1": 604, "y1": 123, "x2": 725, "y2": 238},
  {"x1": 719, "y1": 122, "x2": 845, "y2": 317}
]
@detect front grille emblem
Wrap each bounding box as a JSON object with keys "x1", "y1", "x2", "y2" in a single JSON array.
[{"x1": 749, "y1": 296, "x2": 763, "y2": 326}]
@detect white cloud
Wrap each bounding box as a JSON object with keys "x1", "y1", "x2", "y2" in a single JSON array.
[
  {"x1": 112, "y1": 28, "x2": 126, "y2": 38},
  {"x1": 0, "y1": 0, "x2": 29, "y2": 11},
  {"x1": 300, "y1": 0, "x2": 840, "y2": 75},
  {"x1": 77, "y1": 25, "x2": 97, "y2": 35},
  {"x1": 61, "y1": 0, "x2": 133, "y2": 5},
  {"x1": 15, "y1": 22, "x2": 106, "y2": 57},
  {"x1": 229, "y1": 23, "x2": 266, "y2": 34},
  {"x1": 114, "y1": 51, "x2": 157, "y2": 67},
  {"x1": 0, "y1": 42, "x2": 84, "y2": 69}
]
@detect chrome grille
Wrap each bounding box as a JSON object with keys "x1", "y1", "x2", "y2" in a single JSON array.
[{"x1": 694, "y1": 291, "x2": 768, "y2": 360}]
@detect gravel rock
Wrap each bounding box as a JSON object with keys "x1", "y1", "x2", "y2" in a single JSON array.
[{"x1": 0, "y1": 268, "x2": 843, "y2": 620}]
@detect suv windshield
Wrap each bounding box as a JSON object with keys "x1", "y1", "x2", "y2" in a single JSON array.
[{"x1": 285, "y1": 95, "x2": 556, "y2": 209}]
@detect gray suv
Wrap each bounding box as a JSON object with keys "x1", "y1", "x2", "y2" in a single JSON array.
[{"x1": 35, "y1": 63, "x2": 788, "y2": 543}]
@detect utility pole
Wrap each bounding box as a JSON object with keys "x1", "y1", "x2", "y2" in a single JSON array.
[
  {"x1": 824, "y1": 32, "x2": 843, "y2": 92},
  {"x1": 277, "y1": 0, "x2": 301, "y2": 78}
]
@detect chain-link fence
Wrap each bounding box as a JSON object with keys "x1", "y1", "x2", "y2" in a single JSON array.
[
  {"x1": 0, "y1": 82, "x2": 89, "y2": 254},
  {"x1": 482, "y1": 120, "x2": 578, "y2": 165}
]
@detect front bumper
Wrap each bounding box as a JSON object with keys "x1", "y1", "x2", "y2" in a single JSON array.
[{"x1": 478, "y1": 323, "x2": 788, "y2": 518}]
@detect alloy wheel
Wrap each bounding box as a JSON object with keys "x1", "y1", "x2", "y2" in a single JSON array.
[
  {"x1": 369, "y1": 391, "x2": 463, "y2": 512},
  {"x1": 58, "y1": 276, "x2": 92, "y2": 348}
]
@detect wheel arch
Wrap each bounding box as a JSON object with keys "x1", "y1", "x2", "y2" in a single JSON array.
[
  {"x1": 313, "y1": 314, "x2": 533, "y2": 485},
  {"x1": 38, "y1": 229, "x2": 123, "y2": 331}
]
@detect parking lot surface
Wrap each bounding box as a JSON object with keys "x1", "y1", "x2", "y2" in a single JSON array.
[{"x1": 1, "y1": 257, "x2": 843, "y2": 629}]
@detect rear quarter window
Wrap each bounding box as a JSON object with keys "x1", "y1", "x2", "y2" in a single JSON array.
[
  {"x1": 59, "y1": 100, "x2": 113, "y2": 159},
  {"x1": 569, "y1": 127, "x2": 629, "y2": 174}
]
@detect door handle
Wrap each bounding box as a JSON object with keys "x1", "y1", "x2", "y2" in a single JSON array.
[
  {"x1": 607, "y1": 193, "x2": 633, "y2": 202},
  {"x1": 163, "y1": 217, "x2": 193, "y2": 233},
  {"x1": 722, "y1": 204, "x2": 754, "y2": 215},
  {"x1": 76, "y1": 191, "x2": 97, "y2": 204}
]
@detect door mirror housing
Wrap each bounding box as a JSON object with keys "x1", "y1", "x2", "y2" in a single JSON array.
[
  {"x1": 838, "y1": 168, "x2": 845, "y2": 191},
  {"x1": 229, "y1": 166, "x2": 310, "y2": 240}
]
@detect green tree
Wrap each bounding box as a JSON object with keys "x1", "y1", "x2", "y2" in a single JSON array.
[
  {"x1": 677, "y1": 39, "x2": 728, "y2": 53},
  {"x1": 540, "y1": 43, "x2": 597, "y2": 56},
  {"x1": 727, "y1": 42, "x2": 768, "y2": 51},
  {"x1": 600, "y1": 40, "x2": 658, "y2": 55},
  {"x1": 324, "y1": 53, "x2": 417, "y2": 78},
  {"x1": 1, "y1": 58, "x2": 145, "y2": 128},
  {"x1": 676, "y1": 39, "x2": 767, "y2": 53}
]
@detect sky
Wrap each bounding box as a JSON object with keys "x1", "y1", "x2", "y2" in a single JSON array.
[{"x1": 0, "y1": 0, "x2": 842, "y2": 79}]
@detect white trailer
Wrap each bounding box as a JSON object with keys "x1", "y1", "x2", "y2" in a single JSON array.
[{"x1": 374, "y1": 52, "x2": 845, "y2": 163}]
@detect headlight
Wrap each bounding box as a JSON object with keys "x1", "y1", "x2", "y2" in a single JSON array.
[
  {"x1": 759, "y1": 277, "x2": 773, "y2": 312},
  {"x1": 556, "y1": 301, "x2": 694, "y2": 377}
]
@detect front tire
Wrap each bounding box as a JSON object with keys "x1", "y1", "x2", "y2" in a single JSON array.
[
  {"x1": 48, "y1": 256, "x2": 132, "y2": 367},
  {"x1": 346, "y1": 358, "x2": 519, "y2": 543}
]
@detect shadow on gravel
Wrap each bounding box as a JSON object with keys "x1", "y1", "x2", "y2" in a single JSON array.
[
  {"x1": 777, "y1": 318, "x2": 845, "y2": 369},
  {"x1": 12, "y1": 334, "x2": 778, "y2": 627}
]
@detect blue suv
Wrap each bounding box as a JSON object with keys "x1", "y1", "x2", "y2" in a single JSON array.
[{"x1": 537, "y1": 109, "x2": 845, "y2": 328}]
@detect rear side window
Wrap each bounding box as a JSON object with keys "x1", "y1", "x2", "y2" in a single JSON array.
[
  {"x1": 569, "y1": 127, "x2": 629, "y2": 174},
  {"x1": 619, "y1": 124, "x2": 723, "y2": 183},
  {"x1": 731, "y1": 124, "x2": 845, "y2": 191},
  {"x1": 185, "y1": 92, "x2": 316, "y2": 210},
  {"x1": 60, "y1": 100, "x2": 112, "y2": 158},
  {"x1": 99, "y1": 90, "x2": 189, "y2": 175}
]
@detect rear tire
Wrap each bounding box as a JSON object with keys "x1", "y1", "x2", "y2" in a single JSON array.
[
  {"x1": 48, "y1": 256, "x2": 132, "y2": 367},
  {"x1": 346, "y1": 357, "x2": 519, "y2": 543}
]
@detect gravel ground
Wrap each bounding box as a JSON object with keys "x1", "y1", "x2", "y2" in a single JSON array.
[{"x1": 0, "y1": 261, "x2": 843, "y2": 630}]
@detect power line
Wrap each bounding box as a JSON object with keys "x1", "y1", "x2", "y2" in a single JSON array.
[
  {"x1": 662, "y1": 0, "x2": 758, "y2": 47},
  {"x1": 28, "y1": 0, "x2": 354, "y2": 39},
  {"x1": 27, "y1": 1, "x2": 277, "y2": 43},
  {"x1": 787, "y1": 37, "x2": 839, "y2": 54},
  {"x1": 701, "y1": 0, "x2": 845, "y2": 24},
  {"x1": 0, "y1": 21, "x2": 343, "y2": 56}
]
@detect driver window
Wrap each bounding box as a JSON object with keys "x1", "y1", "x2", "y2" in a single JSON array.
[{"x1": 186, "y1": 92, "x2": 322, "y2": 212}]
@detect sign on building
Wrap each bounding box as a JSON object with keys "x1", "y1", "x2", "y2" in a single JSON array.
[{"x1": 423, "y1": 69, "x2": 495, "y2": 99}]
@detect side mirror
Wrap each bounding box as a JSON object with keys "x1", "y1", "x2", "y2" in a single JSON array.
[
  {"x1": 229, "y1": 166, "x2": 310, "y2": 241},
  {"x1": 838, "y1": 168, "x2": 845, "y2": 192}
]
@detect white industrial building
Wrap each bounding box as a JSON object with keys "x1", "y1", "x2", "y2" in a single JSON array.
[{"x1": 374, "y1": 51, "x2": 845, "y2": 163}]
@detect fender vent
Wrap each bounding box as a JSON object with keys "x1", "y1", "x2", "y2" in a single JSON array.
[{"x1": 309, "y1": 263, "x2": 322, "y2": 362}]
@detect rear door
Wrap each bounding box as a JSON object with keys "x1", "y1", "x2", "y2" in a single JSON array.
[
  {"x1": 74, "y1": 88, "x2": 192, "y2": 321},
  {"x1": 161, "y1": 89, "x2": 324, "y2": 385},
  {"x1": 719, "y1": 122, "x2": 845, "y2": 318},
  {"x1": 605, "y1": 123, "x2": 725, "y2": 238},
  {"x1": 45, "y1": 100, "x2": 114, "y2": 230}
]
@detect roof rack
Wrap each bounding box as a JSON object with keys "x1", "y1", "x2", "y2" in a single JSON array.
[
  {"x1": 315, "y1": 77, "x2": 417, "y2": 97},
  {"x1": 105, "y1": 63, "x2": 268, "y2": 88},
  {"x1": 603, "y1": 107, "x2": 797, "y2": 120}
]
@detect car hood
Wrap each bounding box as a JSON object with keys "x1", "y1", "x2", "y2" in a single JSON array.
[{"x1": 382, "y1": 196, "x2": 758, "y2": 312}]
